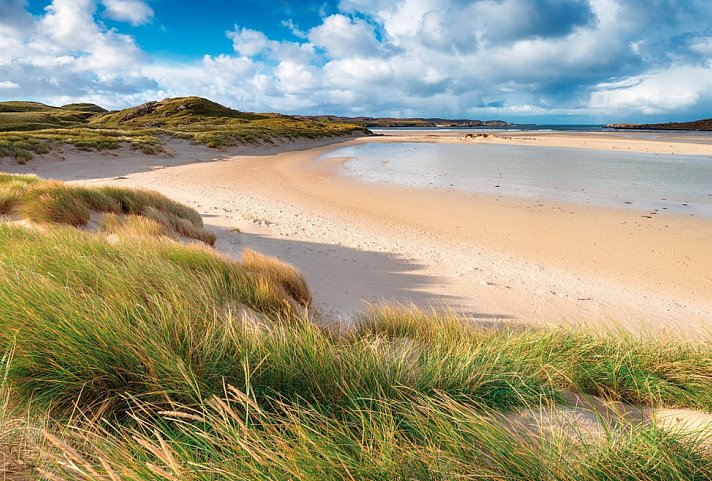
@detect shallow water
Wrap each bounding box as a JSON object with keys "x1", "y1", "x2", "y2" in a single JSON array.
[{"x1": 321, "y1": 141, "x2": 712, "y2": 218}]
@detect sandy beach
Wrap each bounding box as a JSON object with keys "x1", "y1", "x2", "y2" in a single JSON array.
[
  {"x1": 5, "y1": 131, "x2": 712, "y2": 334},
  {"x1": 373, "y1": 129, "x2": 712, "y2": 155}
]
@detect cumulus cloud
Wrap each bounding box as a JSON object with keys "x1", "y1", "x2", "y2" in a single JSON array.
[
  {"x1": 101, "y1": 0, "x2": 154, "y2": 25},
  {"x1": 589, "y1": 66, "x2": 712, "y2": 115},
  {"x1": 0, "y1": 0, "x2": 157, "y2": 108},
  {"x1": 3, "y1": 0, "x2": 712, "y2": 121},
  {"x1": 0, "y1": 81, "x2": 21, "y2": 89},
  {"x1": 0, "y1": 0, "x2": 33, "y2": 33},
  {"x1": 228, "y1": 27, "x2": 270, "y2": 57},
  {"x1": 308, "y1": 14, "x2": 383, "y2": 58}
]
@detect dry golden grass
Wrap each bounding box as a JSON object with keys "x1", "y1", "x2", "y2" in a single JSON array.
[
  {"x1": 0, "y1": 174, "x2": 215, "y2": 245},
  {"x1": 1, "y1": 353, "x2": 48, "y2": 481},
  {"x1": 99, "y1": 212, "x2": 172, "y2": 239},
  {"x1": 241, "y1": 248, "x2": 313, "y2": 308}
]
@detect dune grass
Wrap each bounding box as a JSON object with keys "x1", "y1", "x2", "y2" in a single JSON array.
[
  {"x1": 0, "y1": 97, "x2": 365, "y2": 163},
  {"x1": 358, "y1": 306, "x2": 712, "y2": 411},
  {"x1": 0, "y1": 218, "x2": 709, "y2": 421},
  {"x1": 45, "y1": 391, "x2": 712, "y2": 481},
  {"x1": 0, "y1": 174, "x2": 216, "y2": 244},
  {"x1": 1, "y1": 352, "x2": 49, "y2": 481},
  {"x1": 0, "y1": 174, "x2": 710, "y2": 479}
]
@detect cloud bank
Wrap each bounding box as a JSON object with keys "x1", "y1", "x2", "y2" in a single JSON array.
[{"x1": 1, "y1": 0, "x2": 711, "y2": 122}]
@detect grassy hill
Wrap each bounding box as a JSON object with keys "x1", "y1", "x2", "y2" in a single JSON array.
[
  {"x1": 60, "y1": 103, "x2": 107, "y2": 114},
  {"x1": 90, "y1": 96, "x2": 263, "y2": 126},
  {"x1": 0, "y1": 173, "x2": 710, "y2": 479},
  {"x1": 0, "y1": 97, "x2": 367, "y2": 163}
]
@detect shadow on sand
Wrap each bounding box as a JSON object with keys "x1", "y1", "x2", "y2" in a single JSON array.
[{"x1": 217, "y1": 230, "x2": 516, "y2": 324}]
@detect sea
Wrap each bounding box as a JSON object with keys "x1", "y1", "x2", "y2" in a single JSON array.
[{"x1": 320, "y1": 128, "x2": 712, "y2": 218}]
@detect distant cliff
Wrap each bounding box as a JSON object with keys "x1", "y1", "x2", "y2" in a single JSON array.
[{"x1": 607, "y1": 118, "x2": 712, "y2": 131}]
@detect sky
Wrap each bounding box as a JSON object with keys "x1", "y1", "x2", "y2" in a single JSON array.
[{"x1": 1, "y1": 0, "x2": 711, "y2": 123}]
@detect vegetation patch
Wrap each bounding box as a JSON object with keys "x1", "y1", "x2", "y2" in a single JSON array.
[
  {"x1": 0, "y1": 173, "x2": 709, "y2": 480},
  {"x1": 0, "y1": 174, "x2": 215, "y2": 244},
  {"x1": 0, "y1": 97, "x2": 366, "y2": 163}
]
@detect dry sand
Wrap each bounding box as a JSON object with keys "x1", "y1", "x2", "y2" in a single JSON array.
[{"x1": 4, "y1": 132, "x2": 712, "y2": 334}]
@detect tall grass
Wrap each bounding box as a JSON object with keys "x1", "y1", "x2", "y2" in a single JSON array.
[
  {"x1": 1, "y1": 352, "x2": 49, "y2": 481},
  {"x1": 1, "y1": 175, "x2": 710, "y2": 480},
  {"x1": 358, "y1": 306, "x2": 712, "y2": 411},
  {"x1": 0, "y1": 174, "x2": 216, "y2": 244},
  {"x1": 44, "y1": 390, "x2": 712, "y2": 481},
  {"x1": 1, "y1": 224, "x2": 709, "y2": 422},
  {"x1": 0, "y1": 224, "x2": 314, "y2": 416}
]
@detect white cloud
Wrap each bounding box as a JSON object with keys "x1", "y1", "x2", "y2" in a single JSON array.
[
  {"x1": 308, "y1": 14, "x2": 382, "y2": 58},
  {"x1": 589, "y1": 66, "x2": 712, "y2": 115},
  {"x1": 3, "y1": 0, "x2": 712, "y2": 121},
  {"x1": 281, "y1": 19, "x2": 307, "y2": 39},
  {"x1": 0, "y1": 0, "x2": 33, "y2": 34},
  {"x1": 690, "y1": 36, "x2": 712, "y2": 56},
  {"x1": 0, "y1": 81, "x2": 21, "y2": 89},
  {"x1": 228, "y1": 27, "x2": 269, "y2": 57},
  {"x1": 0, "y1": 0, "x2": 156, "y2": 109},
  {"x1": 101, "y1": 0, "x2": 154, "y2": 25}
]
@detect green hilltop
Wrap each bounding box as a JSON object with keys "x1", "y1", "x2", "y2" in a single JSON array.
[
  {"x1": 90, "y1": 96, "x2": 264, "y2": 127},
  {"x1": 0, "y1": 96, "x2": 367, "y2": 163}
]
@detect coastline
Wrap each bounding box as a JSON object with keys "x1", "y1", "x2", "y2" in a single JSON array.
[
  {"x1": 4, "y1": 132, "x2": 712, "y2": 334},
  {"x1": 369, "y1": 129, "x2": 712, "y2": 155}
]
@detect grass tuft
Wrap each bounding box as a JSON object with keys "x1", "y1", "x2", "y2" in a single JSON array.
[
  {"x1": 0, "y1": 174, "x2": 215, "y2": 244},
  {"x1": 242, "y1": 248, "x2": 313, "y2": 308}
]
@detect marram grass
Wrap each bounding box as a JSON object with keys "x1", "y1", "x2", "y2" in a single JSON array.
[
  {"x1": 0, "y1": 174, "x2": 216, "y2": 244},
  {"x1": 0, "y1": 174, "x2": 710, "y2": 480},
  {"x1": 0, "y1": 96, "x2": 365, "y2": 162},
  {"x1": 43, "y1": 390, "x2": 712, "y2": 481}
]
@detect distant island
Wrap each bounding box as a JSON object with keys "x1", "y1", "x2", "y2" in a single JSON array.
[
  {"x1": 300, "y1": 115, "x2": 512, "y2": 128},
  {"x1": 607, "y1": 118, "x2": 712, "y2": 131}
]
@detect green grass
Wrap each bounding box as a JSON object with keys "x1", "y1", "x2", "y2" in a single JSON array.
[
  {"x1": 60, "y1": 103, "x2": 107, "y2": 114},
  {"x1": 0, "y1": 97, "x2": 366, "y2": 162},
  {"x1": 358, "y1": 307, "x2": 712, "y2": 411},
  {"x1": 1, "y1": 352, "x2": 49, "y2": 481},
  {"x1": 0, "y1": 174, "x2": 710, "y2": 480},
  {"x1": 0, "y1": 174, "x2": 216, "y2": 244},
  {"x1": 0, "y1": 218, "x2": 709, "y2": 420},
  {"x1": 44, "y1": 391, "x2": 712, "y2": 481}
]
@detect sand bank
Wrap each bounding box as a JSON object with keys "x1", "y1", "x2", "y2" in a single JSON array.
[
  {"x1": 4, "y1": 133, "x2": 712, "y2": 334},
  {"x1": 374, "y1": 129, "x2": 712, "y2": 155}
]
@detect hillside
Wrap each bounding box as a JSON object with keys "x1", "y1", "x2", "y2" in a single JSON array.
[
  {"x1": 0, "y1": 97, "x2": 367, "y2": 163},
  {"x1": 90, "y1": 96, "x2": 265, "y2": 127},
  {"x1": 61, "y1": 103, "x2": 107, "y2": 113},
  {"x1": 608, "y1": 118, "x2": 712, "y2": 131},
  {"x1": 0, "y1": 101, "x2": 100, "y2": 132}
]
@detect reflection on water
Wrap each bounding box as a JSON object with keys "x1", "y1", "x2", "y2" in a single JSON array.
[{"x1": 321, "y1": 142, "x2": 712, "y2": 217}]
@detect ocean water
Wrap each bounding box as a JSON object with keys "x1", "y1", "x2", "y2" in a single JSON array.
[{"x1": 320, "y1": 141, "x2": 712, "y2": 218}]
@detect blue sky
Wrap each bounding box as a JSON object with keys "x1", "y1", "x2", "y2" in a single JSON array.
[{"x1": 2, "y1": 0, "x2": 712, "y2": 123}]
